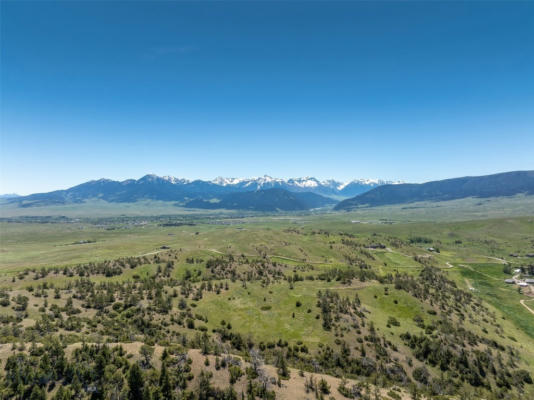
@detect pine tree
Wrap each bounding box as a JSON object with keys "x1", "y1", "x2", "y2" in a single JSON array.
[
  {"x1": 197, "y1": 370, "x2": 213, "y2": 400},
  {"x1": 128, "y1": 363, "x2": 144, "y2": 400},
  {"x1": 53, "y1": 386, "x2": 73, "y2": 400},
  {"x1": 277, "y1": 351, "x2": 290, "y2": 379},
  {"x1": 160, "y1": 361, "x2": 172, "y2": 399},
  {"x1": 29, "y1": 386, "x2": 46, "y2": 400}
]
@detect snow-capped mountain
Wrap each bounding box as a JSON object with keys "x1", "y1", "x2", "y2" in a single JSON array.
[
  {"x1": 209, "y1": 175, "x2": 399, "y2": 197},
  {"x1": 5, "y1": 174, "x2": 400, "y2": 207},
  {"x1": 212, "y1": 175, "x2": 286, "y2": 189}
]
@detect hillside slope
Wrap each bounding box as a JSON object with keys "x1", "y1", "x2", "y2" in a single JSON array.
[
  {"x1": 1, "y1": 217, "x2": 533, "y2": 399},
  {"x1": 335, "y1": 170, "x2": 534, "y2": 210}
]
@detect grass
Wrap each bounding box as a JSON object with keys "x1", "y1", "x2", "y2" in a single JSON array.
[
  {"x1": 0, "y1": 208, "x2": 533, "y2": 400},
  {"x1": 194, "y1": 280, "x2": 339, "y2": 347},
  {"x1": 3, "y1": 194, "x2": 534, "y2": 221},
  {"x1": 1, "y1": 209, "x2": 533, "y2": 356},
  {"x1": 355, "y1": 286, "x2": 425, "y2": 348},
  {"x1": 0, "y1": 199, "x2": 247, "y2": 218},
  {"x1": 456, "y1": 263, "x2": 534, "y2": 339}
]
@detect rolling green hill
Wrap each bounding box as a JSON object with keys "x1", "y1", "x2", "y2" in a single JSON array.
[{"x1": 0, "y1": 213, "x2": 533, "y2": 399}]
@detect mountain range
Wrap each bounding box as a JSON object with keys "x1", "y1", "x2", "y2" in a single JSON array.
[
  {"x1": 3, "y1": 175, "x2": 396, "y2": 209},
  {"x1": 335, "y1": 170, "x2": 534, "y2": 210},
  {"x1": 3, "y1": 171, "x2": 533, "y2": 212},
  {"x1": 209, "y1": 176, "x2": 395, "y2": 197}
]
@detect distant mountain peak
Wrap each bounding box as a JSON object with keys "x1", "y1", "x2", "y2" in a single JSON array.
[
  {"x1": 5, "y1": 174, "x2": 398, "y2": 208},
  {"x1": 137, "y1": 174, "x2": 160, "y2": 182},
  {"x1": 116, "y1": 174, "x2": 399, "y2": 190},
  {"x1": 0, "y1": 193, "x2": 20, "y2": 199},
  {"x1": 162, "y1": 176, "x2": 190, "y2": 184},
  {"x1": 92, "y1": 178, "x2": 114, "y2": 183},
  {"x1": 212, "y1": 177, "x2": 244, "y2": 186},
  {"x1": 287, "y1": 177, "x2": 321, "y2": 188}
]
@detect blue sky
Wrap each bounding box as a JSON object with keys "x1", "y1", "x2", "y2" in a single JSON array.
[{"x1": 1, "y1": 1, "x2": 533, "y2": 195}]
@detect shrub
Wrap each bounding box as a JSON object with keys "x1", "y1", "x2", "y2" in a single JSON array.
[
  {"x1": 413, "y1": 366, "x2": 429, "y2": 384},
  {"x1": 319, "y1": 378, "x2": 331, "y2": 394},
  {"x1": 229, "y1": 365, "x2": 243, "y2": 384}
]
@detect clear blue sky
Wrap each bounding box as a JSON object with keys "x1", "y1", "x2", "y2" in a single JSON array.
[{"x1": 1, "y1": 1, "x2": 533, "y2": 195}]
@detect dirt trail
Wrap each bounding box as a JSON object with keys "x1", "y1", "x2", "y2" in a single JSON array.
[
  {"x1": 464, "y1": 277, "x2": 475, "y2": 291},
  {"x1": 385, "y1": 247, "x2": 411, "y2": 258},
  {"x1": 138, "y1": 249, "x2": 166, "y2": 257},
  {"x1": 520, "y1": 300, "x2": 534, "y2": 316},
  {"x1": 270, "y1": 254, "x2": 332, "y2": 264},
  {"x1": 206, "y1": 249, "x2": 332, "y2": 264},
  {"x1": 208, "y1": 248, "x2": 224, "y2": 254},
  {"x1": 485, "y1": 256, "x2": 509, "y2": 264}
]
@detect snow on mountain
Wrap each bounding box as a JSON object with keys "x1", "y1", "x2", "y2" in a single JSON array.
[
  {"x1": 322, "y1": 179, "x2": 344, "y2": 189},
  {"x1": 162, "y1": 176, "x2": 190, "y2": 185},
  {"x1": 287, "y1": 177, "x2": 321, "y2": 188},
  {"x1": 247, "y1": 175, "x2": 285, "y2": 186},
  {"x1": 212, "y1": 177, "x2": 245, "y2": 186},
  {"x1": 7, "y1": 174, "x2": 400, "y2": 207},
  {"x1": 145, "y1": 174, "x2": 398, "y2": 195},
  {"x1": 337, "y1": 178, "x2": 402, "y2": 190},
  {"x1": 137, "y1": 174, "x2": 402, "y2": 195}
]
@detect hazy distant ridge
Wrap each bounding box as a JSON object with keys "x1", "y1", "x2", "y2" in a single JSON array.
[{"x1": 335, "y1": 170, "x2": 534, "y2": 210}]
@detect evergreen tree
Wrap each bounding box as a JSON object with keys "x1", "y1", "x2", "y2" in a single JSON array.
[
  {"x1": 29, "y1": 385, "x2": 46, "y2": 400},
  {"x1": 276, "y1": 351, "x2": 290, "y2": 379},
  {"x1": 160, "y1": 361, "x2": 172, "y2": 399},
  {"x1": 128, "y1": 363, "x2": 144, "y2": 400},
  {"x1": 197, "y1": 370, "x2": 213, "y2": 400}
]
